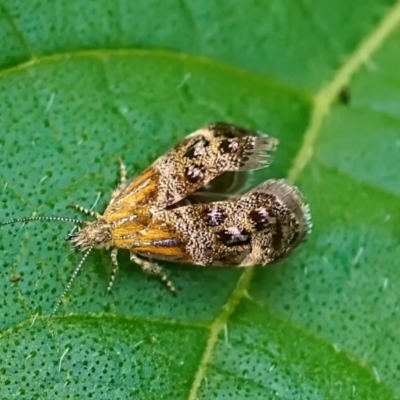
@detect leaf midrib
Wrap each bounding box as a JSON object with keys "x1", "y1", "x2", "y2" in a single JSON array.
[
  {"x1": 187, "y1": 2, "x2": 400, "y2": 398},
  {"x1": 0, "y1": 48, "x2": 309, "y2": 101}
]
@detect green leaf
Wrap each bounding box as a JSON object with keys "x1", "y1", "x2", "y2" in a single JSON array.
[{"x1": 1, "y1": 1, "x2": 400, "y2": 398}]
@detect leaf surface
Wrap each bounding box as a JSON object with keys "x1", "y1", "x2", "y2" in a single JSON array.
[{"x1": 1, "y1": 1, "x2": 400, "y2": 399}]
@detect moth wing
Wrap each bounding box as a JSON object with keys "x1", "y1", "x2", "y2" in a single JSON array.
[
  {"x1": 239, "y1": 179, "x2": 312, "y2": 257},
  {"x1": 116, "y1": 179, "x2": 311, "y2": 267},
  {"x1": 162, "y1": 122, "x2": 278, "y2": 208},
  {"x1": 169, "y1": 122, "x2": 281, "y2": 205},
  {"x1": 197, "y1": 179, "x2": 311, "y2": 266},
  {"x1": 113, "y1": 122, "x2": 277, "y2": 212}
]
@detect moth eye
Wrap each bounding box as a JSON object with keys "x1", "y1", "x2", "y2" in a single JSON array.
[
  {"x1": 217, "y1": 226, "x2": 251, "y2": 247},
  {"x1": 201, "y1": 206, "x2": 226, "y2": 227},
  {"x1": 184, "y1": 137, "x2": 210, "y2": 159},
  {"x1": 185, "y1": 165, "x2": 205, "y2": 184},
  {"x1": 249, "y1": 207, "x2": 271, "y2": 230},
  {"x1": 219, "y1": 139, "x2": 240, "y2": 154}
]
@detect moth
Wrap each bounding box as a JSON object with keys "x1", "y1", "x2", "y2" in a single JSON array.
[{"x1": 1, "y1": 122, "x2": 311, "y2": 314}]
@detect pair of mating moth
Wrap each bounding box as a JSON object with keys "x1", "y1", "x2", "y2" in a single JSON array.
[{"x1": 2, "y1": 122, "x2": 311, "y2": 314}]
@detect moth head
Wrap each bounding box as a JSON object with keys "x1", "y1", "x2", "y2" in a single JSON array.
[{"x1": 66, "y1": 219, "x2": 112, "y2": 251}]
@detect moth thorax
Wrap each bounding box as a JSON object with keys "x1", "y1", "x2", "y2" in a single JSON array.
[{"x1": 66, "y1": 220, "x2": 112, "y2": 251}]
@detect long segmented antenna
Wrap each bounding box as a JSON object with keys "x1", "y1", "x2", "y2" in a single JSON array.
[
  {"x1": 51, "y1": 245, "x2": 94, "y2": 317},
  {"x1": 1, "y1": 216, "x2": 84, "y2": 227}
]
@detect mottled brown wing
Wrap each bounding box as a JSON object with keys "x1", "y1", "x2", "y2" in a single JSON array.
[
  {"x1": 102, "y1": 122, "x2": 276, "y2": 236},
  {"x1": 178, "y1": 122, "x2": 277, "y2": 205},
  {"x1": 107, "y1": 122, "x2": 278, "y2": 215},
  {"x1": 115, "y1": 179, "x2": 311, "y2": 266}
]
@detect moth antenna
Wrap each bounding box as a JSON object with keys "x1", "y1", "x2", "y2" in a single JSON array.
[
  {"x1": 51, "y1": 245, "x2": 94, "y2": 316},
  {"x1": 1, "y1": 216, "x2": 84, "y2": 227}
]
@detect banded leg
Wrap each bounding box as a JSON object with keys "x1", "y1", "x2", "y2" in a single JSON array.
[
  {"x1": 107, "y1": 248, "x2": 119, "y2": 295},
  {"x1": 66, "y1": 194, "x2": 101, "y2": 236},
  {"x1": 130, "y1": 253, "x2": 177, "y2": 293},
  {"x1": 118, "y1": 157, "x2": 127, "y2": 185},
  {"x1": 69, "y1": 203, "x2": 99, "y2": 218},
  {"x1": 110, "y1": 158, "x2": 128, "y2": 204},
  {"x1": 69, "y1": 191, "x2": 101, "y2": 218}
]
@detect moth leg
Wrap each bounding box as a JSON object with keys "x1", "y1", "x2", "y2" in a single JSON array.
[
  {"x1": 109, "y1": 158, "x2": 128, "y2": 204},
  {"x1": 130, "y1": 252, "x2": 177, "y2": 293},
  {"x1": 118, "y1": 157, "x2": 127, "y2": 185},
  {"x1": 68, "y1": 203, "x2": 99, "y2": 218},
  {"x1": 107, "y1": 247, "x2": 119, "y2": 295},
  {"x1": 68, "y1": 191, "x2": 102, "y2": 218}
]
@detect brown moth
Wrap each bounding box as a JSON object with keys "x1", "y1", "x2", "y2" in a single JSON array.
[{"x1": 1, "y1": 122, "x2": 311, "y2": 314}]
